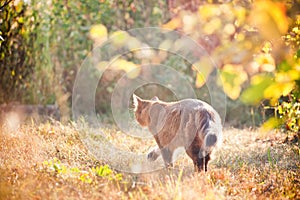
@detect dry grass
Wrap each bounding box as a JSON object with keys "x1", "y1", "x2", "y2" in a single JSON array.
[{"x1": 0, "y1": 120, "x2": 299, "y2": 200}]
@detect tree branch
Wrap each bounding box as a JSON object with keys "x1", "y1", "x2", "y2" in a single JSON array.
[{"x1": 0, "y1": 0, "x2": 13, "y2": 11}]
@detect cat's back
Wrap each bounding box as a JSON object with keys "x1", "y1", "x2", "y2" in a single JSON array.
[
  {"x1": 167, "y1": 98, "x2": 213, "y2": 112},
  {"x1": 152, "y1": 98, "x2": 220, "y2": 124},
  {"x1": 166, "y1": 98, "x2": 221, "y2": 123}
]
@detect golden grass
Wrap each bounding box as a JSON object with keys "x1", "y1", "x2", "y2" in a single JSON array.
[{"x1": 0, "y1": 121, "x2": 299, "y2": 199}]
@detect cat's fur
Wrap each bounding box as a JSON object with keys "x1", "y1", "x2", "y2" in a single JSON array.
[{"x1": 133, "y1": 94, "x2": 222, "y2": 172}]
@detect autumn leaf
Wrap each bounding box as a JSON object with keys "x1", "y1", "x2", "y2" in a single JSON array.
[
  {"x1": 162, "y1": 17, "x2": 181, "y2": 30},
  {"x1": 193, "y1": 58, "x2": 214, "y2": 88},
  {"x1": 261, "y1": 117, "x2": 282, "y2": 132},
  {"x1": 264, "y1": 82, "x2": 295, "y2": 105},
  {"x1": 275, "y1": 70, "x2": 300, "y2": 82},
  {"x1": 110, "y1": 59, "x2": 140, "y2": 79},
  {"x1": 90, "y1": 24, "x2": 107, "y2": 40},
  {"x1": 249, "y1": 0, "x2": 288, "y2": 40},
  {"x1": 241, "y1": 74, "x2": 273, "y2": 105},
  {"x1": 219, "y1": 64, "x2": 247, "y2": 100},
  {"x1": 126, "y1": 37, "x2": 142, "y2": 51},
  {"x1": 110, "y1": 31, "x2": 130, "y2": 46},
  {"x1": 97, "y1": 61, "x2": 109, "y2": 71},
  {"x1": 198, "y1": 4, "x2": 219, "y2": 21}
]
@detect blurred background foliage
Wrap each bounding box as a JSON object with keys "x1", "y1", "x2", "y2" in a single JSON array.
[{"x1": 0, "y1": 0, "x2": 299, "y2": 133}]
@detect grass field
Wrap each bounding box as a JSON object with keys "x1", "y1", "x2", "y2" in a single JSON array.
[{"x1": 0, "y1": 121, "x2": 299, "y2": 199}]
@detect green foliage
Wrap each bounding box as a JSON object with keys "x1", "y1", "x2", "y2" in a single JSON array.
[
  {"x1": 267, "y1": 147, "x2": 275, "y2": 169},
  {"x1": 2, "y1": 122, "x2": 299, "y2": 199},
  {"x1": 43, "y1": 157, "x2": 122, "y2": 183},
  {"x1": 42, "y1": 157, "x2": 67, "y2": 174},
  {"x1": 159, "y1": 1, "x2": 299, "y2": 117},
  {"x1": 243, "y1": 53, "x2": 300, "y2": 133},
  {"x1": 241, "y1": 74, "x2": 274, "y2": 105},
  {"x1": 0, "y1": 0, "x2": 34, "y2": 103},
  {"x1": 278, "y1": 96, "x2": 300, "y2": 134},
  {"x1": 164, "y1": 1, "x2": 300, "y2": 131},
  {"x1": 262, "y1": 96, "x2": 300, "y2": 135},
  {"x1": 0, "y1": 0, "x2": 168, "y2": 106},
  {"x1": 92, "y1": 165, "x2": 122, "y2": 181},
  {"x1": 1, "y1": 0, "x2": 299, "y2": 129},
  {"x1": 284, "y1": 19, "x2": 300, "y2": 50}
]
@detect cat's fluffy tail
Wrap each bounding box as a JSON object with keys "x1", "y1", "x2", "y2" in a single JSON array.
[
  {"x1": 147, "y1": 147, "x2": 161, "y2": 161},
  {"x1": 203, "y1": 119, "x2": 222, "y2": 150}
]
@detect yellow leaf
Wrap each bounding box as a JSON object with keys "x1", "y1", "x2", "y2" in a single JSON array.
[
  {"x1": 127, "y1": 67, "x2": 141, "y2": 79},
  {"x1": 282, "y1": 82, "x2": 295, "y2": 96},
  {"x1": 262, "y1": 42, "x2": 272, "y2": 54},
  {"x1": 251, "y1": 74, "x2": 269, "y2": 85},
  {"x1": 97, "y1": 61, "x2": 109, "y2": 71},
  {"x1": 241, "y1": 74, "x2": 273, "y2": 105},
  {"x1": 110, "y1": 31, "x2": 129, "y2": 46},
  {"x1": 14, "y1": 1, "x2": 23, "y2": 13},
  {"x1": 162, "y1": 17, "x2": 181, "y2": 30},
  {"x1": 269, "y1": 2, "x2": 288, "y2": 34},
  {"x1": 275, "y1": 70, "x2": 300, "y2": 83},
  {"x1": 219, "y1": 64, "x2": 247, "y2": 100},
  {"x1": 18, "y1": 17, "x2": 24, "y2": 24},
  {"x1": 193, "y1": 58, "x2": 214, "y2": 88},
  {"x1": 264, "y1": 82, "x2": 295, "y2": 101},
  {"x1": 234, "y1": 7, "x2": 246, "y2": 26},
  {"x1": 249, "y1": 0, "x2": 288, "y2": 40},
  {"x1": 195, "y1": 73, "x2": 206, "y2": 88},
  {"x1": 90, "y1": 24, "x2": 107, "y2": 40},
  {"x1": 203, "y1": 17, "x2": 222, "y2": 35},
  {"x1": 261, "y1": 117, "x2": 282, "y2": 132},
  {"x1": 198, "y1": 4, "x2": 219, "y2": 20},
  {"x1": 224, "y1": 64, "x2": 247, "y2": 85},
  {"x1": 111, "y1": 59, "x2": 140, "y2": 79},
  {"x1": 223, "y1": 82, "x2": 241, "y2": 100}
]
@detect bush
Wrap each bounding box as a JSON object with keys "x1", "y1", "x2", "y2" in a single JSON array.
[
  {"x1": 1, "y1": 0, "x2": 169, "y2": 120},
  {"x1": 0, "y1": 0, "x2": 34, "y2": 103}
]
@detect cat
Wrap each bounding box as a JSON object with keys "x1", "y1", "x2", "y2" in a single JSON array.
[{"x1": 133, "y1": 94, "x2": 222, "y2": 172}]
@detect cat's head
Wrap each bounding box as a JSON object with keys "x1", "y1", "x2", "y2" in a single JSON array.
[{"x1": 133, "y1": 94, "x2": 159, "y2": 126}]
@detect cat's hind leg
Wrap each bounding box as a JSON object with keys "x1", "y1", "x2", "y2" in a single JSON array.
[
  {"x1": 195, "y1": 151, "x2": 211, "y2": 172},
  {"x1": 186, "y1": 145, "x2": 210, "y2": 172},
  {"x1": 161, "y1": 148, "x2": 173, "y2": 168}
]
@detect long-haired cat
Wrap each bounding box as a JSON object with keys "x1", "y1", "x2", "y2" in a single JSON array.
[{"x1": 133, "y1": 94, "x2": 222, "y2": 172}]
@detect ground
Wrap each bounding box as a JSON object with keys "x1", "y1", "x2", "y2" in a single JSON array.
[{"x1": 0, "y1": 121, "x2": 299, "y2": 199}]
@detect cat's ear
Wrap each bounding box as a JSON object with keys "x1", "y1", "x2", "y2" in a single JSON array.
[
  {"x1": 151, "y1": 96, "x2": 159, "y2": 101},
  {"x1": 132, "y1": 94, "x2": 141, "y2": 110}
]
